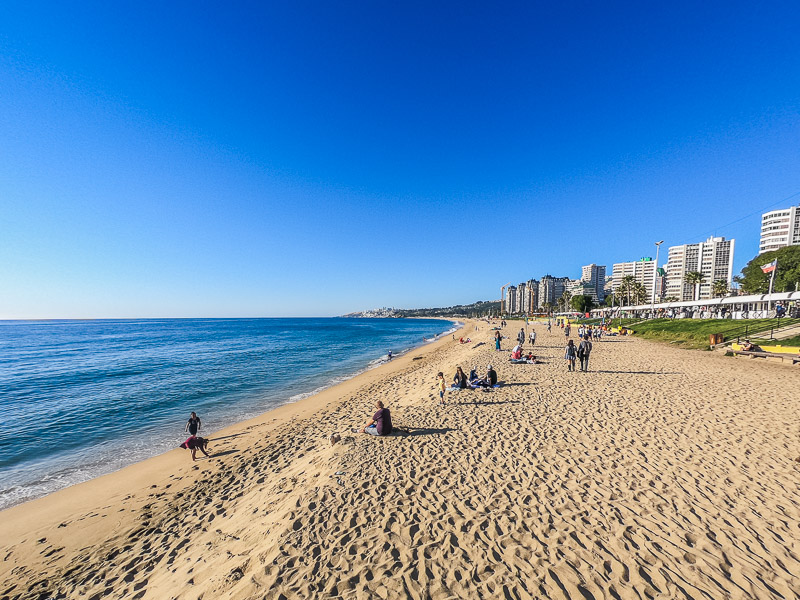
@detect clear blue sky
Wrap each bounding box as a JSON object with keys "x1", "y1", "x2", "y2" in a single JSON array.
[{"x1": 2, "y1": 2, "x2": 799, "y2": 318}]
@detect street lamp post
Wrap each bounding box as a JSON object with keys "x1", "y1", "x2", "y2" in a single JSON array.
[{"x1": 651, "y1": 240, "x2": 664, "y2": 316}]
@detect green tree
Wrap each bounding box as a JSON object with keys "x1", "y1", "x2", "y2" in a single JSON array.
[
  {"x1": 631, "y1": 282, "x2": 649, "y2": 305},
  {"x1": 616, "y1": 275, "x2": 636, "y2": 305},
  {"x1": 684, "y1": 271, "x2": 706, "y2": 301},
  {"x1": 737, "y1": 245, "x2": 800, "y2": 294},
  {"x1": 571, "y1": 295, "x2": 594, "y2": 313},
  {"x1": 604, "y1": 293, "x2": 616, "y2": 307},
  {"x1": 711, "y1": 280, "x2": 729, "y2": 297}
]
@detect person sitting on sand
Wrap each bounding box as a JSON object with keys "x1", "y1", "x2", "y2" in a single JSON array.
[
  {"x1": 453, "y1": 366, "x2": 468, "y2": 389},
  {"x1": 180, "y1": 435, "x2": 210, "y2": 461},
  {"x1": 511, "y1": 344, "x2": 523, "y2": 360},
  {"x1": 487, "y1": 364, "x2": 497, "y2": 386},
  {"x1": 469, "y1": 367, "x2": 480, "y2": 383},
  {"x1": 361, "y1": 400, "x2": 392, "y2": 436}
]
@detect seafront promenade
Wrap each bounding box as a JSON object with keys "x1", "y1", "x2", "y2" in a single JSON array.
[{"x1": 1, "y1": 322, "x2": 799, "y2": 600}]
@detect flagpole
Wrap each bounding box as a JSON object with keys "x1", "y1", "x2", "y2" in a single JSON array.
[{"x1": 768, "y1": 258, "x2": 778, "y2": 314}]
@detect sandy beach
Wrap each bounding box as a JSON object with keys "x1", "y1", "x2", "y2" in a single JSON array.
[{"x1": 2, "y1": 320, "x2": 799, "y2": 600}]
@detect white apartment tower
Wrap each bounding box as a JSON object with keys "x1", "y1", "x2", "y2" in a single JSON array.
[
  {"x1": 664, "y1": 236, "x2": 735, "y2": 301},
  {"x1": 580, "y1": 264, "x2": 607, "y2": 302},
  {"x1": 760, "y1": 206, "x2": 800, "y2": 254},
  {"x1": 516, "y1": 282, "x2": 527, "y2": 314},
  {"x1": 505, "y1": 285, "x2": 517, "y2": 314},
  {"x1": 611, "y1": 258, "x2": 656, "y2": 296}
]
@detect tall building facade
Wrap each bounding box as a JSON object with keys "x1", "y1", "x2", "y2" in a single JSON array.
[
  {"x1": 760, "y1": 206, "x2": 800, "y2": 254},
  {"x1": 526, "y1": 279, "x2": 539, "y2": 313},
  {"x1": 505, "y1": 285, "x2": 517, "y2": 313},
  {"x1": 516, "y1": 282, "x2": 527, "y2": 314},
  {"x1": 611, "y1": 258, "x2": 657, "y2": 296},
  {"x1": 538, "y1": 275, "x2": 570, "y2": 308},
  {"x1": 664, "y1": 236, "x2": 735, "y2": 301},
  {"x1": 580, "y1": 264, "x2": 606, "y2": 302}
]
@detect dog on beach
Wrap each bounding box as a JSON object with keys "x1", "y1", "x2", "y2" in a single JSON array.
[{"x1": 329, "y1": 433, "x2": 341, "y2": 446}]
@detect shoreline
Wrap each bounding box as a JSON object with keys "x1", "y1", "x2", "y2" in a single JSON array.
[
  {"x1": 0, "y1": 317, "x2": 461, "y2": 512},
  {"x1": 0, "y1": 319, "x2": 471, "y2": 527}
]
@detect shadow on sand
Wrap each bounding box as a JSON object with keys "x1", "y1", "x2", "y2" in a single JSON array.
[
  {"x1": 210, "y1": 449, "x2": 240, "y2": 458},
  {"x1": 457, "y1": 399, "x2": 522, "y2": 406},
  {"x1": 211, "y1": 433, "x2": 246, "y2": 442},
  {"x1": 397, "y1": 427, "x2": 457, "y2": 437},
  {"x1": 592, "y1": 370, "x2": 681, "y2": 375}
]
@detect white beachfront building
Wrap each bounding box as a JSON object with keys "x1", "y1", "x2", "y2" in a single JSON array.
[
  {"x1": 611, "y1": 258, "x2": 656, "y2": 295},
  {"x1": 760, "y1": 206, "x2": 800, "y2": 254},
  {"x1": 664, "y1": 236, "x2": 735, "y2": 301}
]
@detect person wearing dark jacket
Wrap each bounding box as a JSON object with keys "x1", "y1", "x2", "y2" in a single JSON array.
[
  {"x1": 453, "y1": 366, "x2": 468, "y2": 389},
  {"x1": 578, "y1": 336, "x2": 593, "y2": 372},
  {"x1": 564, "y1": 340, "x2": 577, "y2": 372}
]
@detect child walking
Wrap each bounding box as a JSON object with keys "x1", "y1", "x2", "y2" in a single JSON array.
[{"x1": 437, "y1": 372, "x2": 446, "y2": 405}]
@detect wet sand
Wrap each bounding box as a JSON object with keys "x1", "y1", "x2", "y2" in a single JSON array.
[{"x1": 2, "y1": 321, "x2": 799, "y2": 599}]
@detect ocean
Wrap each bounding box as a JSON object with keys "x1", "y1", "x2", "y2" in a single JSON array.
[{"x1": 0, "y1": 317, "x2": 457, "y2": 510}]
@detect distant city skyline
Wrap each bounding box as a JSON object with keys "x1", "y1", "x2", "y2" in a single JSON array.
[{"x1": 2, "y1": 3, "x2": 799, "y2": 318}]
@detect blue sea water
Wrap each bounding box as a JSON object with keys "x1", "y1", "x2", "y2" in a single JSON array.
[{"x1": 0, "y1": 317, "x2": 456, "y2": 509}]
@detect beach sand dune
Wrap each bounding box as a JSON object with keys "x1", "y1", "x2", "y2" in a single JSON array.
[{"x1": 2, "y1": 324, "x2": 799, "y2": 599}]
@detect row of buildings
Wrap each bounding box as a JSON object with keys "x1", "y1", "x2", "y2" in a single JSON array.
[{"x1": 504, "y1": 203, "x2": 800, "y2": 312}]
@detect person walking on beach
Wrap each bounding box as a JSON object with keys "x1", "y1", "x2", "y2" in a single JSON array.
[
  {"x1": 437, "y1": 372, "x2": 446, "y2": 405},
  {"x1": 547, "y1": 320, "x2": 551, "y2": 333},
  {"x1": 529, "y1": 329, "x2": 536, "y2": 346},
  {"x1": 517, "y1": 328, "x2": 526, "y2": 346},
  {"x1": 361, "y1": 400, "x2": 392, "y2": 436},
  {"x1": 495, "y1": 330, "x2": 501, "y2": 351},
  {"x1": 185, "y1": 412, "x2": 201, "y2": 437},
  {"x1": 564, "y1": 324, "x2": 571, "y2": 339},
  {"x1": 564, "y1": 340, "x2": 577, "y2": 372},
  {"x1": 578, "y1": 336, "x2": 593, "y2": 372},
  {"x1": 180, "y1": 435, "x2": 210, "y2": 461}
]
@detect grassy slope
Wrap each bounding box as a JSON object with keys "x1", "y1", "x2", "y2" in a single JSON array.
[{"x1": 624, "y1": 319, "x2": 779, "y2": 349}]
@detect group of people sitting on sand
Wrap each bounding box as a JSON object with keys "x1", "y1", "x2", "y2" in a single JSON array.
[
  {"x1": 509, "y1": 344, "x2": 538, "y2": 363},
  {"x1": 447, "y1": 364, "x2": 498, "y2": 391}
]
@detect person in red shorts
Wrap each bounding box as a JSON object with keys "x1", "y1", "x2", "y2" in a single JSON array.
[{"x1": 180, "y1": 435, "x2": 210, "y2": 461}]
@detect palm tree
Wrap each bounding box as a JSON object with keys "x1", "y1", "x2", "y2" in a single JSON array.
[
  {"x1": 684, "y1": 271, "x2": 706, "y2": 301},
  {"x1": 631, "y1": 282, "x2": 649, "y2": 305},
  {"x1": 558, "y1": 290, "x2": 572, "y2": 312},
  {"x1": 617, "y1": 275, "x2": 636, "y2": 306},
  {"x1": 711, "y1": 280, "x2": 728, "y2": 297}
]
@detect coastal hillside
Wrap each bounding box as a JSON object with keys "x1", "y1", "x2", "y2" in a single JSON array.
[{"x1": 344, "y1": 300, "x2": 500, "y2": 319}]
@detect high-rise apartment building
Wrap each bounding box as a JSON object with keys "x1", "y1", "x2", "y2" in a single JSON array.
[
  {"x1": 579, "y1": 264, "x2": 606, "y2": 302},
  {"x1": 664, "y1": 236, "x2": 735, "y2": 301},
  {"x1": 760, "y1": 206, "x2": 800, "y2": 254},
  {"x1": 516, "y1": 282, "x2": 527, "y2": 314},
  {"x1": 538, "y1": 275, "x2": 570, "y2": 308},
  {"x1": 611, "y1": 258, "x2": 657, "y2": 297},
  {"x1": 505, "y1": 285, "x2": 517, "y2": 314},
  {"x1": 526, "y1": 279, "x2": 539, "y2": 313}
]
